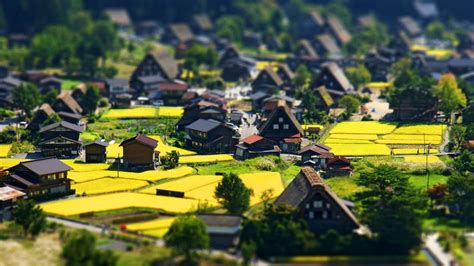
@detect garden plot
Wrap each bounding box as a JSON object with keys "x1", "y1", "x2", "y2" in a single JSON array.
[
  {"x1": 329, "y1": 121, "x2": 397, "y2": 135},
  {"x1": 40, "y1": 192, "x2": 200, "y2": 216},
  {"x1": 324, "y1": 143, "x2": 392, "y2": 157},
  {"x1": 72, "y1": 178, "x2": 149, "y2": 195}
]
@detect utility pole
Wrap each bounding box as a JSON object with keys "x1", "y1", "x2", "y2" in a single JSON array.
[{"x1": 425, "y1": 133, "x2": 430, "y2": 189}]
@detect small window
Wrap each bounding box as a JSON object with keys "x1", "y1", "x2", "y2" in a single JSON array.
[
  {"x1": 273, "y1": 124, "x2": 279, "y2": 130},
  {"x1": 322, "y1": 211, "x2": 328, "y2": 219},
  {"x1": 283, "y1": 124, "x2": 289, "y2": 130},
  {"x1": 278, "y1": 117, "x2": 284, "y2": 122},
  {"x1": 309, "y1": 211, "x2": 314, "y2": 219},
  {"x1": 326, "y1": 203, "x2": 331, "y2": 209},
  {"x1": 313, "y1": 200, "x2": 323, "y2": 208},
  {"x1": 305, "y1": 203, "x2": 310, "y2": 209}
]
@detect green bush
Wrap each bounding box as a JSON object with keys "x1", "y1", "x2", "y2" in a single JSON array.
[{"x1": 255, "y1": 158, "x2": 276, "y2": 171}]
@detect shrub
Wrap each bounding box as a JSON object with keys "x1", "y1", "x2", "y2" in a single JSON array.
[{"x1": 255, "y1": 158, "x2": 276, "y2": 171}]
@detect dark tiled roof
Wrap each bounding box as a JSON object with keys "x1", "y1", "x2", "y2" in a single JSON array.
[
  {"x1": 1, "y1": 76, "x2": 23, "y2": 87},
  {"x1": 186, "y1": 119, "x2": 221, "y2": 133},
  {"x1": 84, "y1": 140, "x2": 109, "y2": 147},
  {"x1": 198, "y1": 214, "x2": 241, "y2": 227},
  {"x1": 274, "y1": 167, "x2": 360, "y2": 227},
  {"x1": 120, "y1": 134, "x2": 158, "y2": 149},
  {"x1": 106, "y1": 78, "x2": 129, "y2": 87},
  {"x1": 39, "y1": 120, "x2": 84, "y2": 133},
  {"x1": 58, "y1": 111, "x2": 82, "y2": 120},
  {"x1": 12, "y1": 157, "x2": 72, "y2": 176},
  {"x1": 298, "y1": 143, "x2": 332, "y2": 155},
  {"x1": 138, "y1": 75, "x2": 166, "y2": 84},
  {"x1": 248, "y1": 91, "x2": 269, "y2": 100},
  {"x1": 39, "y1": 76, "x2": 62, "y2": 84}
]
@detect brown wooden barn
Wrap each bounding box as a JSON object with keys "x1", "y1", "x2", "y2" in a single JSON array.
[
  {"x1": 120, "y1": 134, "x2": 158, "y2": 170},
  {"x1": 84, "y1": 141, "x2": 109, "y2": 163}
]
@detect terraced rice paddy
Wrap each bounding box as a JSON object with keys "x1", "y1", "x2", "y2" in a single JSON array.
[
  {"x1": 404, "y1": 156, "x2": 443, "y2": 164},
  {"x1": 103, "y1": 106, "x2": 183, "y2": 119},
  {"x1": 140, "y1": 175, "x2": 222, "y2": 195},
  {"x1": 179, "y1": 154, "x2": 234, "y2": 164},
  {"x1": 126, "y1": 217, "x2": 175, "y2": 238},
  {"x1": 148, "y1": 135, "x2": 196, "y2": 156},
  {"x1": 0, "y1": 144, "x2": 12, "y2": 157},
  {"x1": 73, "y1": 178, "x2": 149, "y2": 195},
  {"x1": 68, "y1": 166, "x2": 194, "y2": 183},
  {"x1": 40, "y1": 192, "x2": 200, "y2": 216},
  {"x1": 323, "y1": 122, "x2": 447, "y2": 157}
]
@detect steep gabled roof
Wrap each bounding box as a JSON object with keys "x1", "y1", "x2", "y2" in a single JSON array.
[
  {"x1": 315, "y1": 86, "x2": 334, "y2": 107},
  {"x1": 327, "y1": 16, "x2": 351, "y2": 44},
  {"x1": 259, "y1": 103, "x2": 304, "y2": 136},
  {"x1": 149, "y1": 52, "x2": 179, "y2": 80},
  {"x1": 316, "y1": 34, "x2": 341, "y2": 55},
  {"x1": 277, "y1": 64, "x2": 295, "y2": 80},
  {"x1": 298, "y1": 143, "x2": 332, "y2": 155},
  {"x1": 254, "y1": 66, "x2": 283, "y2": 87},
  {"x1": 308, "y1": 10, "x2": 325, "y2": 27},
  {"x1": 104, "y1": 8, "x2": 132, "y2": 27},
  {"x1": 168, "y1": 23, "x2": 195, "y2": 43},
  {"x1": 10, "y1": 157, "x2": 72, "y2": 176},
  {"x1": 193, "y1": 14, "x2": 213, "y2": 31},
  {"x1": 56, "y1": 91, "x2": 83, "y2": 114},
  {"x1": 38, "y1": 103, "x2": 55, "y2": 117},
  {"x1": 322, "y1": 62, "x2": 353, "y2": 92},
  {"x1": 39, "y1": 120, "x2": 84, "y2": 133},
  {"x1": 120, "y1": 134, "x2": 157, "y2": 149},
  {"x1": 398, "y1": 16, "x2": 421, "y2": 37},
  {"x1": 297, "y1": 40, "x2": 318, "y2": 58},
  {"x1": 274, "y1": 167, "x2": 360, "y2": 227}
]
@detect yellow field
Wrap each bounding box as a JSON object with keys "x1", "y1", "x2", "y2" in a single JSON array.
[
  {"x1": 186, "y1": 172, "x2": 284, "y2": 206},
  {"x1": 72, "y1": 178, "x2": 148, "y2": 195},
  {"x1": 376, "y1": 139, "x2": 442, "y2": 145},
  {"x1": 148, "y1": 135, "x2": 196, "y2": 156},
  {"x1": 0, "y1": 144, "x2": 12, "y2": 157},
  {"x1": 62, "y1": 160, "x2": 110, "y2": 172},
  {"x1": 126, "y1": 217, "x2": 175, "y2": 231},
  {"x1": 324, "y1": 139, "x2": 373, "y2": 144},
  {"x1": 0, "y1": 158, "x2": 27, "y2": 169},
  {"x1": 404, "y1": 156, "x2": 443, "y2": 164},
  {"x1": 179, "y1": 154, "x2": 234, "y2": 164},
  {"x1": 68, "y1": 166, "x2": 194, "y2": 183},
  {"x1": 141, "y1": 228, "x2": 169, "y2": 238},
  {"x1": 106, "y1": 143, "x2": 122, "y2": 158},
  {"x1": 40, "y1": 192, "x2": 200, "y2": 216},
  {"x1": 365, "y1": 82, "x2": 392, "y2": 89},
  {"x1": 140, "y1": 175, "x2": 222, "y2": 195},
  {"x1": 103, "y1": 107, "x2": 183, "y2": 119},
  {"x1": 391, "y1": 124, "x2": 446, "y2": 135},
  {"x1": 328, "y1": 134, "x2": 379, "y2": 140},
  {"x1": 411, "y1": 44, "x2": 454, "y2": 60},
  {"x1": 325, "y1": 143, "x2": 391, "y2": 156},
  {"x1": 330, "y1": 122, "x2": 397, "y2": 135},
  {"x1": 393, "y1": 149, "x2": 440, "y2": 155}
]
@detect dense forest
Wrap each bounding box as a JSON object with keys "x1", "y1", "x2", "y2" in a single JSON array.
[{"x1": 1, "y1": 0, "x2": 474, "y2": 35}]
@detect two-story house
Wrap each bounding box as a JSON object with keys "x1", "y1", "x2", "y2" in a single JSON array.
[
  {"x1": 313, "y1": 62, "x2": 354, "y2": 100},
  {"x1": 251, "y1": 66, "x2": 283, "y2": 94},
  {"x1": 38, "y1": 121, "x2": 83, "y2": 158},
  {"x1": 120, "y1": 134, "x2": 159, "y2": 170},
  {"x1": 185, "y1": 119, "x2": 238, "y2": 154}
]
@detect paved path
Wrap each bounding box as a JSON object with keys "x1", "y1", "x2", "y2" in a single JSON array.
[
  {"x1": 240, "y1": 112, "x2": 258, "y2": 139},
  {"x1": 424, "y1": 233, "x2": 456, "y2": 266}
]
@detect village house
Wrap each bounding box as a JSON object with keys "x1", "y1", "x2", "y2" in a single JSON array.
[
  {"x1": 274, "y1": 167, "x2": 360, "y2": 234},
  {"x1": 314, "y1": 34, "x2": 341, "y2": 59},
  {"x1": 161, "y1": 23, "x2": 195, "y2": 46},
  {"x1": 276, "y1": 64, "x2": 295, "y2": 94},
  {"x1": 243, "y1": 31, "x2": 263, "y2": 48},
  {"x1": 38, "y1": 121, "x2": 84, "y2": 158},
  {"x1": 7, "y1": 33, "x2": 30, "y2": 48},
  {"x1": 53, "y1": 91, "x2": 83, "y2": 115},
  {"x1": 218, "y1": 45, "x2": 256, "y2": 69},
  {"x1": 3, "y1": 158, "x2": 72, "y2": 197},
  {"x1": 104, "y1": 8, "x2": 132, "y2": 31},
  {"x1": 38, "y1": 76, "x2": 62, "y2": 94},
  {"x1": 258, "y1": 103, "x2": 304, "y2": 153},
  {"x1": 297, "y1": 11, "x2": 325, "y2": 39},
  {"x1": 364, "y1": 52, "x2": 392, "y2": 82},
  {"x1": 313, "y1": 62, "x2": 354, "y2": 100},
  {"x1": 251, "y1": 66, "x2": 283, "y2": 94},
  {"x1": 57, "y1": 111, "x2": 81, "y2": 125},
  {"x1": 71, "y1": 84, "x2": 87, "y2": 109},
  {"x1": 146, "y1": 80, "x2": 188, "y2": 106},
  {"x1": 130, "y1": 52, "x2": 179, "y2": 96},
  {"x1": 185, "y1": 119, "x2": 238, "y2": 154},
  {"x1": 221, "y1": 62, "x2": 252, "y2": 82},
  {"x1": 314, "y1": 86, "x2": 335, "y2": 112},
  {"x1": 120, "y1": 134, "x2": 159, "y2": 170},
  {"x1": 326, "y1": 16, "x2": 351, "y2": 46},
  {"x1": 105, "y1": 78, "x2": 133, "y2": 100},
  {"x1": 234, "y1": 134, "x2": 281, "y2": 160},
  {"x1": 28, "y1": 103, "x2": 56, "y2": 131},
  {"x1": 192, "y1": 14, "x2": 213, "y2": 35},
  {"x1": 327, "y1": 156, "x2": 353, "y2": 176},
  {"x1": 176, "y1": 103, "x2": 226, "y2": 131},
  {"x1": 198, "y1": 214, "x2": 241, "y2": 250},
  {"x1": 84, "y1": 140, "x2": 108, "y2": 163},
  {"x1": 135, "y1": 21, "x2": 160, "y2": 37},
  {"x1": 298, "y1": 143, "x2": 334, "y2": 169},
  {"x1": 0, "y1": 186, "x2": 26, "y2": 222},
  {"x1": 262, "y1": 96, "x2": 296, "y2": 116},
  {"x1": 0, "y1": 76, "x2": 23, "y2": 108},
  {"x1": 249, "y1": 91, "x2": 271, "y2": 112},
  {"x1": 295, "y1": 39, "x2": 319, "y2": 60},
  {"x1": 398, "y1": 16, "x2": 422, "y2": 39}
]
